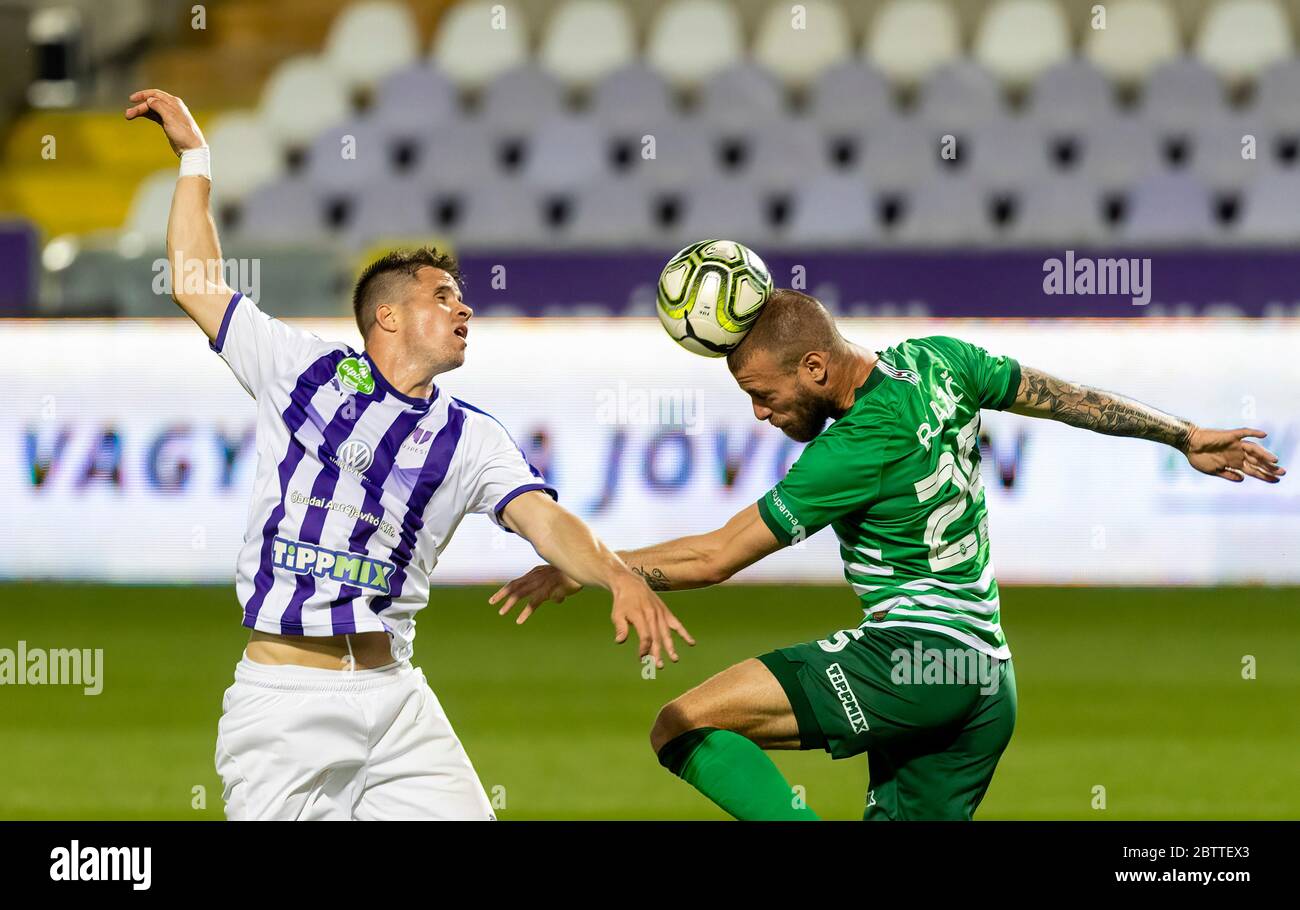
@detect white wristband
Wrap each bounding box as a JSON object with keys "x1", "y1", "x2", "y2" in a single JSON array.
[{"x1": 179, "y1": 146, "x2": 211, "y2": 179}]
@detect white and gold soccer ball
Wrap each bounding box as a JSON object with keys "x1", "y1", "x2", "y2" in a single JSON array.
[{"x1": 656, "y1": 239, "x2": 773, "y2": 358}]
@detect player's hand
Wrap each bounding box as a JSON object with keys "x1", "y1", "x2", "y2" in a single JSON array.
[
  {"x1": 124, "y1": 89, "x2": 206, "y2": 156},
  {"x1": 1184, "y1": 427, "x2": 1286, "y2": 483},
  {"x1": 490, "y1": 564, "x2": 583, "y2": 623},
  {"x1": 607, "y1": 574, "x2": 695, "y2": 669}
]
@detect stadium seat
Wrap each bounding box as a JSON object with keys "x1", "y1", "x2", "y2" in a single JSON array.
[
  {"x1": 238, "y1": 178, "x2": 333, "y2": 243},
  {"x1": 410, "y1": 121, "x2": 509, "y2": 190},
  {"x1": 804, "y1": 61, "x2": 893, "y2": 134},
  {"x1": 303, "y1": 120, "x2": 394, "y2": 194},
  {"x1": 1072, "y1": 116, "x2": 1166, "y2": 191},
  {"x1": 204, "y1": 112, "x2": 286, "y2": 203},
  {"x1": 1119, "y1": 172, "x2": 1216, "y2": 244},
  {"x1": 562, "y1": 178, "x2": 660, "y2": 246},
  {"x1": 1139, "y1": 59, "x2": 1228, "y2": 134},
  {"x1": 430, "y1": 0, "x2": 529, "y2": 92},
  {"x1": 974, "y1": 0, "x2": 1072, "y2": 88},
  {"x1": 866, "y1": 0, "x2": 962, "y2": 86},
  {"x1": 323, "y1": 1, "x2": 420, "y2": 92},
  {"x1": 520, "y1": 115, "x2": 611, "y2": 191},
  {"x1": 1232, "y1": 172, "x2": 1300, "y2": 242},
  {"x1": 1025, "y1": 59, "x2": 1117, "y2": 133},
  {"x1": 848, "y1": 116, "x2": 945, "y2": 191},
  {"x1": 646, "y1": 0, "x2": 746, "y2": 91},
  {"x1": 753, "y1": 0, "x2": 853, "y2": 90},
  {"x1": 892, "y1": 177, "x2": 995, "y2": 245},
  {"x1": 964, "y1": 117, "x2": 1055, "y2": 189},
  {"x1": 1003, "y1": 176, "x2": 1112, "y2": 245},
  {"x1": 342, "y1": 178, "x2": 435, "y2": 247},
  {"x1": 916, "y1": 61, "x2": 1007, "y2": 132},
  {"x1": 783, "y1": 173, "x2": 880, "y2": 246},
  {"x1": 671, "y1": 178, "x2": 774, "y2": 247},
  {"x1": 625, "y1": 119, "x2": 718, "y2": 188},
  {"x1": 124, "y1": 170, "x2": 182, "y2": 242},
  {"x1": 1250, "y1": 58, "x2": 1300, "y2": 129},
  {"x1": 476, "y1": 64, "x2": 568, "y2": 135},
  {"x1": 739, "y1": 122, "x2": 831, "y2": 189},
  {"x1": 368, "y1": 65, "x2": 460, "y2": 139},
  {"x1": 539, "y1": 0, "x2": 637, "y2": 90},
  {"x1": 693, "y1": 63, "x2": 787, "y2": 135},
  {"x1": 1083, "y1": 0, "x2": 1182, "y2": 86},
  {"x1": 588, "y1": 64, "x2": 676, "y2": 131},
  {"x1": 1187, "y1": 116, "x2": 1275, "y2": 190},
  {"x1": 258, "y1": 55, "x2": 353, "y2": 151},
  {"x1": 452, "y1": 184, "x2": 548, "y2": 248},
  {"x1": 1195, "y1": 0, "x2": 1293, "y2": 87}
]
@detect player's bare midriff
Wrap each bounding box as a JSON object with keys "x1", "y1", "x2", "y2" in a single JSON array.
[{"x1": 245, "y1": 630, "x2": 396, "y2": 670}]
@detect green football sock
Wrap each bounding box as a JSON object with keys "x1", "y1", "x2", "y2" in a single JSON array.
[{"x1": 657, "y1": 727, "x2": 820, "y2": 821}]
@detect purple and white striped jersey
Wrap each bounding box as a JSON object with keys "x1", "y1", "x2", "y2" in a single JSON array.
[{"x1": 211, "y1": 292, "x2": 555, "y2": 660}]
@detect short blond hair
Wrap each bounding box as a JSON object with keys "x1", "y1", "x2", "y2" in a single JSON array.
[{"x1": 727, "y1": 289, "x2": 844, "y2": 371}]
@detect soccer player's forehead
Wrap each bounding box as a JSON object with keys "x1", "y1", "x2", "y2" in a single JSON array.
[
  {"x1": 417, "y1": 266, "x2": 462, "y2": 301},
  {"x1": 731, "y1": 349, "x2": 781, "y2": 396}
]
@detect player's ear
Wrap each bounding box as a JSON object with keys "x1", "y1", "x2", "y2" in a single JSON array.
[
  {"x1": 802, "y1": 350, "x2": 829, "y2": 383},
  {"x1": 373, "y1": 301, "x2": 397, "y2": 334}
]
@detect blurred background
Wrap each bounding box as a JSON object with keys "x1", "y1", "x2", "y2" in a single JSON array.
[{"x1": 0, "y1": 0, "x2": 1297, "y2": 820}]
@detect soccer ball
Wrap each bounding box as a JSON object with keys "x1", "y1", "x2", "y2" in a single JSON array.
[{"x1": 656, "y1": 239, "x2": 773, "y2": 358}]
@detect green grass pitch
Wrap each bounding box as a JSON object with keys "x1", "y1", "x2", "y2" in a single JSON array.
[{"x1": 0, "y1": 582, "x2": 1296, "y2": 820}]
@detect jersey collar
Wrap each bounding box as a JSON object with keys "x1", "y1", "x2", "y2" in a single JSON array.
[{"x1": 853, "y1": 354, "x2": 888, "y2": 400}]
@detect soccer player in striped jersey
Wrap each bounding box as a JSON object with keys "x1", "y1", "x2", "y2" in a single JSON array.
[
  {"x1": 494, "y1": 288, "x2": 1285, "y2": 820},
  {"x1": 126, "y1": 89, "x2": 693, "y2": 820}
]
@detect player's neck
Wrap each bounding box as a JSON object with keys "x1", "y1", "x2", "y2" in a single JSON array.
[
  {"x1": 364, "y1": 346, "x2": 437, "y2": 402},
  {"x1": 831, "y1": 346, "x2": 879, "y2": 415}
]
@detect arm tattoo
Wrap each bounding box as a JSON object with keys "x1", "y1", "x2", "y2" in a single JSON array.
[
  {"x1": 630, "y1": 566, "x2": 672, "y2": 591},
  {"x1": 1016, "y1": 366, "x2": 1193, "y2": 451}
]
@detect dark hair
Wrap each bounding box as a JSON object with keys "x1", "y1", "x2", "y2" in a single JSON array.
[
  {"x1": 352, "y1": 246, "x2": 463, "y2": 338},
  {"x1": 727, "y1": 288, "x2": 844, "y2": 371}
]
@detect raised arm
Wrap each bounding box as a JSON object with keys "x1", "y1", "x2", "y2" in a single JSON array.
[
  {"x1": 124, "y1": 89, "x2": 233, "y2": 341},
  {"x1": 1012, "y1": 365, "x2": 1285, "y2": 484},
  {"x1": 497, "y1": 490, "x2": 695, "y2": 666},
  {"x1": 490, "y1": 503, "x2": 784, "y2": 621}
]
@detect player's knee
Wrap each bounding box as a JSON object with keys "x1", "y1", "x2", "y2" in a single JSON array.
[{"x1": 649, "y1": 698, "x2": 700, "y2": 754}]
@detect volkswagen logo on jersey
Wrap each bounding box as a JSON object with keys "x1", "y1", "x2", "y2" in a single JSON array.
[{"x1": 334, "y1": 439, "x2": 374, "y2": 475}]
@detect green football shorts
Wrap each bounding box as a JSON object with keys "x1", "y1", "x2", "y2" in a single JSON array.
[{"x1": 758, "y1": 625, "x2": 1017, "y2": 821}]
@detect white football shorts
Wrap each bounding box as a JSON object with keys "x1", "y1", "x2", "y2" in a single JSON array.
[{"x1": 214, "y1": 652, "x2": 495, "y2": 820}]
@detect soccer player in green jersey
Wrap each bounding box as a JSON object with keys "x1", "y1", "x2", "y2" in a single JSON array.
[{"x1": 491, "y1": 289, "x2": 1285, "y2": 820}]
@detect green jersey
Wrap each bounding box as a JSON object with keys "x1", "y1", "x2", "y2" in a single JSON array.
[{"x1": 757, "y1": 336, "x2": 1021, "y2": 659}]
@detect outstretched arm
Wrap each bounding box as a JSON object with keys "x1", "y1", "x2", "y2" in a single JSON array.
[
  {"x1": 618, "y1": 503, "x2": 783, "y2": 592},
  {"x1": 1011, "y1": 365, "x2": 1285, "y2": 484},
  {"x1": 124, "y1": 89, "x2": 232, "y2": 340},
  {"x1": 499, "y1": 490, "x2": 695, "y2": 666},
  {"x1": 490, "y1": 503, "x2": 784, "y2": 622}
]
